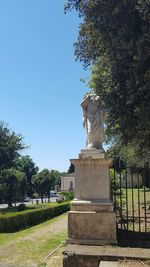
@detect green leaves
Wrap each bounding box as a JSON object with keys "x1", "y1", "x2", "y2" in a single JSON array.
[
  {"x1": 0, "y1": 121, "x2": 25, "y2": 169},
  {"x1": 0, "y1": 168, "x2": 27, "y2": 206},
  {"x1": 66, "y1": 0, "x2": 150, "y2": 155},
  {"x1": 32, "y1": 169, "x2": 54, "y2": 201},
  {"x1": 16, "y1": 155, "x2": 39, "y2": 197}
]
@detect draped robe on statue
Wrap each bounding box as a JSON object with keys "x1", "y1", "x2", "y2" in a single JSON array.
[{"x1": 81, "y1": 94, "x2": 105, "y2": 149}]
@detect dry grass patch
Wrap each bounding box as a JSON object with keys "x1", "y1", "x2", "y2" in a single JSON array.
[
  {"x1": 45, "y1": 247, "x2": 64, "y2": 267},
  {"x1": 0, "y1": 213, "x2": 67, "y2": 266}
]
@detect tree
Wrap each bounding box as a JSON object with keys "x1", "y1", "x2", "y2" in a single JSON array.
[
  {"x1": 0, "y1": 121, "x2": 25, "y2": 169},
  {"x1": 107, "y1": 138, "x2": 150, "y2": 168},
  {"x1": 32, "y1": 169, "x2": 53, "y2": 203},
  {"x1": 16, "y1": 155, "x2": 39, "y2": 197},
  {"x1": 0, "y1": 168, "x2": 27, "y2": 206},
  {"x1": 17, "y1": 172, "x2": 28, "y2": 203},
  {"x1": 65, "y1": 0, "x2": 150, "y2": 154},
  {"x1": 50, "y1": 169, "x2": 61, "y2": 189},
  {"x1": 0, "y1": 179, "x2": 7, "y2": 204}
]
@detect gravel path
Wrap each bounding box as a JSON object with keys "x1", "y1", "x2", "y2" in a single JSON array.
[{"x1": 0, "y1": 213, "x2": 68, "y2": 267}]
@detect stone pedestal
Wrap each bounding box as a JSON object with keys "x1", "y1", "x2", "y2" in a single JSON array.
[{"x1": 67, "y1": 149, "x2": 117, "y2": 246}]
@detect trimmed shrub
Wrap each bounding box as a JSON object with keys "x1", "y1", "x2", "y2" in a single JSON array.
[
  {"x1": 0, "y1": 202, "x2": 70, "y2": 233},
  {"x1": 59, "y1": 192, "x2": 74, "y2": 200},
  {"x1": 17, "y1": 203, "x2": 26, "y2": 211}
]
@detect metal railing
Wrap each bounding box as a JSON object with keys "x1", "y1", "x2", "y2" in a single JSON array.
[{"x1": 110, "y1": 162, "x2": 150, "y2": 234}]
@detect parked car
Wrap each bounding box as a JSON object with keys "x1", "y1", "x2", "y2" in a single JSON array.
[
  {"x1": 24, "y1": 197, "x2": 31, "y2": 202},
  {"x1": 50, "y1": 191, "x2": 59, "y2": 197}
]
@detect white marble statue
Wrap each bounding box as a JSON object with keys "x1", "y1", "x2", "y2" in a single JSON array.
[{"x1": 81, "y1": 94, "x2": 106, "y2": 150}]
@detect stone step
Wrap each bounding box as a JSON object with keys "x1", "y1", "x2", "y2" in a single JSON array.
[
  {"x1": 63, "y1": 245, "x2": 150, "y2": 267},
  {"x1": 99, "y1": 261, "x2": 118, "y2": 267}
]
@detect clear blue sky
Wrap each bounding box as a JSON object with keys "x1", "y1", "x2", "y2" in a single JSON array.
[{"x1": 0, "y1": 0, "x2": 90, "y2": 172}]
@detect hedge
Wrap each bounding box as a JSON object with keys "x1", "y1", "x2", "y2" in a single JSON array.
[{"x1": 0, "y1": 202, "x2": 70, "y2": 233}]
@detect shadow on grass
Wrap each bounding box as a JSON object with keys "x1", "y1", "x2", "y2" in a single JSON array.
[{"x1": 118, "y1": 229, "x2": 150, "y2": 248}]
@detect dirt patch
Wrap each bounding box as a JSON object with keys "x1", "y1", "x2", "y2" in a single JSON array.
[
  {"x1": 0, "y1": 245, "x2": 16, "y2": 257},
  {"x1": 46, "y1": 247, "x2": 64, "y2": 267},
  {"x1": 118, "y1": 260, "x2": 150, "y2": 266},
  {"x1": 21, "y1": 215, "x2": 67, "y2": 241},
  {"x1": 0, "y1": 213, "x2": 67, "y2": 266}
]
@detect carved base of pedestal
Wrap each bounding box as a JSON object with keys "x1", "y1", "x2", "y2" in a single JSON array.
[
  {"x1": 67, "y1": 238, "x2": 117, "y2": 246},
  {"x1": 69, "y1": 152, "x2": 117, "y2": 246},
  {"x1": 68, "y1": 209, "x2": 117, "y2": 246},
  {"x1": 71, "y1": 199, "x2": 114, "y2": 212},
  {"x1": 79, "y1": 149, "x2": 105, "y2": 159}
]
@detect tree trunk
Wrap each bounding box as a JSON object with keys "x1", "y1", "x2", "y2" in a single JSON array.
[{"x1": 48, "y1": 192, "x2": 50, "y2": 203}]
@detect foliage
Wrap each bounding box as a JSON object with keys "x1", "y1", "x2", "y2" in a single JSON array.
[
  {"x1": 0, "y1": 181, "x2": 7, "y2": 204},
  {"x1": 50, "y1": 169, "x2": 61, "y2": 188},
  {"x1": 0, "y1": 122, "x2": 30, "y2": 204},
  {"x1": 0, "y1": 168, "x2": 27, "y2": 206},
  {"x1": 65, "y1": 0, "x2": 150, "y2": 153},
  {"x1": 109, "y1": 168, "x2": 126, "y2": 210},
  {"x1": 16, "y1": 155, "x2": 39, "y2": 197},
  {"x1": 0, "y1": 202, "x2": 70, "y2": 232},
  {"x1": 32, "y1": 169, "x2": 54, "y2": 202},
  {"x1": 59, "y1": 191, "x2": 74, "y2": 200},
  {"x1": 0, "y1": 202, "x2": 57, "y2": 214},
  {"x1": 107, "y1": 139, "x2": 150, "y2": 168},
  {"x1": 0, "y1": 121, "x2": 25, "y2": 169},
  {"x1": 17, "y1": 203, "x2": 26, "y2": 212},
  {"x1": 32, "y1": 169, "x2": 63, "y2": 202}
]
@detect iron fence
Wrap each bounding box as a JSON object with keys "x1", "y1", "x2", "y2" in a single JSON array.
[{"x1": 110, "y1": 160, "x2": 150, "y2": 245}]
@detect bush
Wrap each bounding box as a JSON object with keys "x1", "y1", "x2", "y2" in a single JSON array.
[
  {"x1": 59, "y1": 192, "x2": 74, "y2": 200},
  {"x1": 17, "y1": 203, "x2": 26, "y2": 211},
  {"x1": 0, "y1": 202, "x2": 70, "y2": 233}
]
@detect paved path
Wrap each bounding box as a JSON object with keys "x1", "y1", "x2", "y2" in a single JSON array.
[
  {"x1": 99, "y1": 261, "x2": 150, "y2": 267},
  {"x1": 65, "y1": 244, "x2": 150, "y2": 260},
  {"x1": 100, "y1": 262, "x2": 119, "y2": 267},
  {"x1": 0, "y1": 214, "x2": 67, "y2": 267}
]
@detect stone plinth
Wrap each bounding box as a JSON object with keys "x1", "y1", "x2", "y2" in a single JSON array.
[
  {"x1": 63, "y1": 244, "x2": 118, "y2": 267},
  {"x1": 68, "y1": 200, "x2": 116, "y2": 245},
  {"x1": 71, "y1": 199, "x2": 113, "y2": 212},
  {"x1": 70, "y1": 156, "x2": 111, "y2": 201},
  {"x1": 79, "y1": 149, "x2": 105, "y2": 159},
  {"x1": 66, "y1": 150, "x2": 117, "y2": 246},
  {"x1": 64, "y1": 149, "x2": 117, "y2": 267},
  {"x1": 68, "y1": 210, "x2": 117, "y2": 245}
]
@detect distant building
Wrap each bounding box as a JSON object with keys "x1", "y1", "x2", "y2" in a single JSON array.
[
  {"x1": 61, "y1": 173, "x2": 75, "y2": 192},
  {"x1": 54, "y1": 185, "x2": 60, "y2": 192}
]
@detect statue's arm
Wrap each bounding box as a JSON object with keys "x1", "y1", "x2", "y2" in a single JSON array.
[
  {"x1": 80, "y1": 95, "x2": 89, "y2": 109},
  {"x1": 81, "y1": 96, "x2": 88, "y2": 128}
]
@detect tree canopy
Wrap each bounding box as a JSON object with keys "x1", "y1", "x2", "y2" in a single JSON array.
[
  {"x1": 0, "y1": 168, "x2": 27, "y2": 206},
  {"x1": 0, "y1": 121, "x2": 25, "y2": 169},
  {"x1": 65, "y1": 0, "x2": 150, "y2": 155},
  {"x1": 0, "y1": 122, "x2": 39, "y2": 204},
  {"x1": 16, "y1": 155, "x2": 39, "y2": 197},
  {"x1": 32, "y1": 169, "x2": 54, "y2": 202}
]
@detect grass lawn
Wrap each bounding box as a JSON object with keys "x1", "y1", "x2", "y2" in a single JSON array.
[
  {"x1": 116, "y1": 188, "x2": 150, "y2": 231},
  {"x1": 121, "y1": 188, "x2": 150, "y2": 213},
  {"x1": 0, "y1": 212, "x2": 67, "y2": 267},
  {"x1": 46, "y1": 247, "x2": 64, "y2": 267}
]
